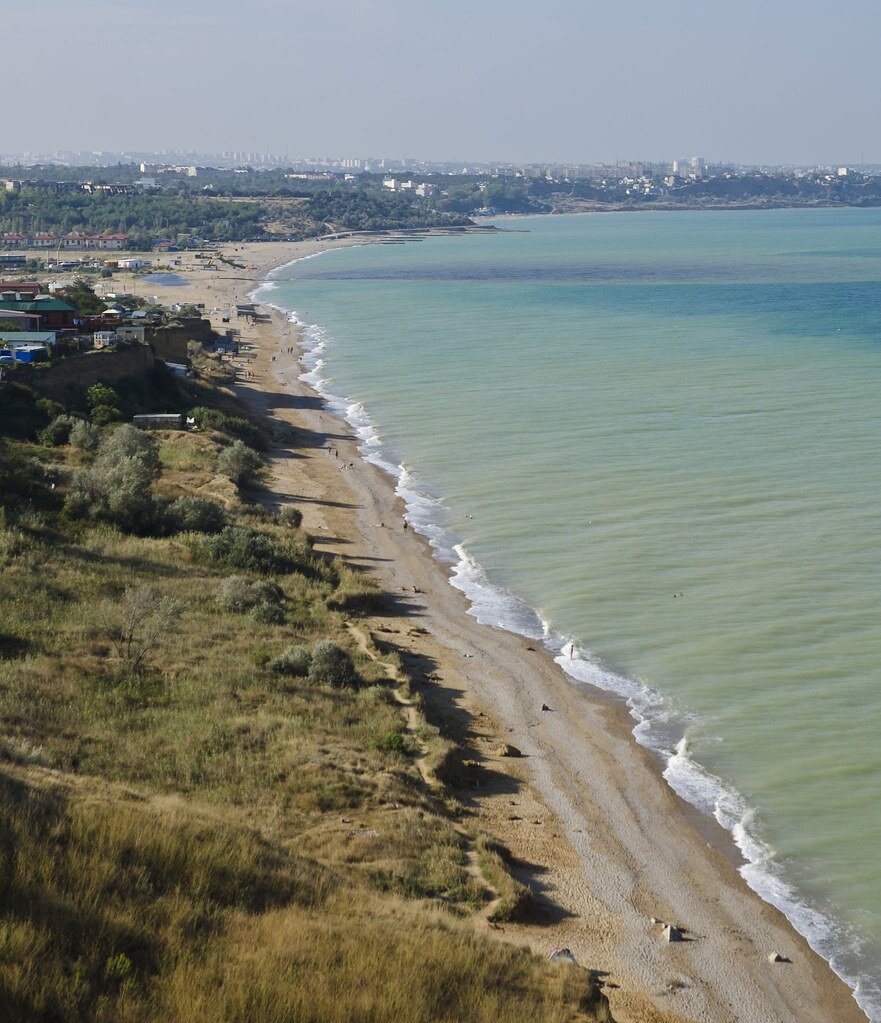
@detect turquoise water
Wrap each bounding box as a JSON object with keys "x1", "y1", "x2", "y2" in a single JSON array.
[{"x1": 257, "y1": 210, "x2": 881, "y2": 1017}]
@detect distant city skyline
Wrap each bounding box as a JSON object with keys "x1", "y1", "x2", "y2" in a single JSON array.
[
  {"x1": 1, "y1": 148, "x2": 875, "y2": 176},
  {"x1": 8, "y1": 0, "x2": 881, "y2": 166}
]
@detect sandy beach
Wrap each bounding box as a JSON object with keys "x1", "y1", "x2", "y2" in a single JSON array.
[{"x1": 121, "y1": 240, "x2": 867, "y2": 1023}]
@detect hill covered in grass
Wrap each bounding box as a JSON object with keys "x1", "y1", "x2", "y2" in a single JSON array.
[{"x1": 0, "y1": 370, "x2": 611, "y2": 1023}]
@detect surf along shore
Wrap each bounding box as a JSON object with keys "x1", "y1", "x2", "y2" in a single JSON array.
[{"x1": 129, "y1": 238, "x2": 866, "y2": 1023}]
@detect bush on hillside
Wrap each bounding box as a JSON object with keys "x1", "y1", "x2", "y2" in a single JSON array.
[
  {"x1": 66, "y1": 456, "x2": 155, "y2": 532},
  {"x1": 201, "y1": 526, "x2": 279, "y2": 573},
  {"x1": 38, "y1": 414, "x2": 79, "y2": 447},
  {"x1": 69, "y1": 419, "x2": 102, "y2": 453},
  {"x1": 189, "y1": 405, "x2": 268, "y2": 450},
  {"x1": 100, "y1": 423, "x2": 161, "y2": 476},
  {"x1": 216, "y1": 576, "x2": 283, "y2": 613},
  {"x1": 90, "y1": 404, "x2": 123, "y2": 426},
  {"x1": 86, "y1": 383, "x2": 123, "y2": 425},
  {"x1": 0, "y1": 383, "x2": 61, "y2": 439},
  {"x1": 64, "y1": 423, "x2": 161, "y2": 532},
  {"x1": 216, "y1": 575, "x2": 258, "y2": 612},
  {"x1": 86, "y1": 383, "x2": 120, "y2": 411},
  {"x1": 277, "y1": 505, "x2": 303, "y2": 529},
  {"x1": 308, "y1": 640, "x2": 360, "y2": 689},
  {"x1": 371, "y1": 730, "x2": 408, "y2": 757},
  {"x1": 249, "y1": 600, "x2": 286, "y2": 625},
  {"x1": 271, "y1": 644, "x2": 313, "y2": 677},
  {"x1": 166, "y1": 495, "x2": 226, "y2": 534},
  {"x1": 101, "y1": 583, "x2": 181, "y2": 676},
  {"x1": 0, "y1": 440, "x2": 46, "y2": 509},
  {"x1": 217, "y1": 440, "x2": 262, "y2": 488}
]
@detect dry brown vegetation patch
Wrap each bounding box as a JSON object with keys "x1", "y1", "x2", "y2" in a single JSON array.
[{"x1": 0, "y1": 410, "x2": 611, "y2": 1022}]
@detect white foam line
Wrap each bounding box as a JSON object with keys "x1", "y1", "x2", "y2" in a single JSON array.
[{"x1": 257, "y1": 271, "x2": 879, "y2": 1023}]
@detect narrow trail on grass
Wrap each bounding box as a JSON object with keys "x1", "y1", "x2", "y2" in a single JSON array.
[{"x1": 345, "y1": 621, "x2": 504, "y2": 925}]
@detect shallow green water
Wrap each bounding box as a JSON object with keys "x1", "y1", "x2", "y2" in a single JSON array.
[{"x1": 258, "y1": 209, "x2": 881, "y2": 1015}]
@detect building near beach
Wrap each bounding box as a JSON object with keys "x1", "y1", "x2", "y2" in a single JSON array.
[
  {"x1": 0, "y1": 339, "x2": 51, "y2": 363},
  {"x1": 0, "y1": 308, "x2": 41, "y2": 330},
  {"x1": 0, "y1": 337, "x2": 56, "y2": 353},
  {"x1": 133, "y1": 413, "x2": 183, "y2": 429},
  {"x1": 0, "y1": 296, "x2": 76, "y2": 330},
  {"x1": 0, "y1": 283, "x2": 41, "y2": 299}
]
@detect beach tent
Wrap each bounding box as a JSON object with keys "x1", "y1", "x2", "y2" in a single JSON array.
[{"x1": 548, "y1": 947, "x2": 578, "y2": 965}]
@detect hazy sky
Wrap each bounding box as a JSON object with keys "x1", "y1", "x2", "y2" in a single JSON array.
[{"x1": 8, "y1": 0, "x2": 881, "y2": 165}]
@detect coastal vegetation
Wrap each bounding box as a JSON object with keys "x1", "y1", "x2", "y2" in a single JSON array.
[
  {"x1": 7, "y1": 163, "x2": 881, "y2": 249},
  {"x1": 0, "y1": 367, "x2": 610, "y2": 1021},
  {"x1": 303, "y1": 190, "x2": 472, "y2": 231},
  {"x1": 0, "y1": 181, "x2": 470, "y2": 247},
  {"x1": 0, "y1": 189, "x2": 268, "y2": 245}
]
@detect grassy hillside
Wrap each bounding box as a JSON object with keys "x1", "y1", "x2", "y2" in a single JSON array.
[{"x1": 0, "y1": 376, "x2": 610, "y2": 1022}]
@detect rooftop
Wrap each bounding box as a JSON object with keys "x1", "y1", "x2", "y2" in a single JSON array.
[
  {"x1": 0, "y1": 298, "x2": 76, "y2": 313},
  {"x1": 0, "y1": 332, "x2": 57, "y2": 345}
]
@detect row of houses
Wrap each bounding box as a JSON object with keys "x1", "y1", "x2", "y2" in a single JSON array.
[
  {"x1": 1, "y1": 232, "x2": 130, "y2": 250},
  {"x1": 2, "y1": 179, "x2": 138, "y2": 196}
]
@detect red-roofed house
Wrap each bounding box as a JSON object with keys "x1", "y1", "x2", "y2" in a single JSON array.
[
  {"x1": 62, "y1": 232, "x2": 90, "y2": 249},
  {"x1": 61, "y1": 232, "x2": 129, "y2": 250},
  {"x1": 94, "y1": 233, "x2": 129, "y2": 250},
  {"x1": 0, "y1": 283, "x2": 41, "y2": 298}
]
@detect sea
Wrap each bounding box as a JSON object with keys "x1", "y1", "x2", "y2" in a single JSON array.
[{"x1": 255, "y1": 209, "x2": 881, "y2": 1019}]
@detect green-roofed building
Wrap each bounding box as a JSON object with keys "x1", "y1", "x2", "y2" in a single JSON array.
[{"x1": 0, "y1": 297, "x2": 76, "y2": 330}]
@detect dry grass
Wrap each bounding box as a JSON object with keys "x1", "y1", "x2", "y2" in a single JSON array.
[
  {"x1": 327, "y1": 564, "x2": 388, "y2": 613},
  {"x1": 157, "y1": 432, "x2": 218, "y2": 474},
  {"x1": 476, "y1": 834, "x2": 535, "y2": 922},
  {"x1": 0, "y1": 420, "x2": 611, "y2": 1023}
]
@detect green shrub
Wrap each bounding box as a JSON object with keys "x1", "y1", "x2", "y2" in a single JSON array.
[
  {"x1": 216, "y1": 576, "x2": 254, "y2": 611},
  {"x1": 249, "y1": 600, "x2": 286, "y2": 625},
  {"x1": 190, "y1": 405, "x2": 268, "y2": 450},
  {"x1": 90, "y1": 403, "x2": 123, "y2": 426},
  {"x1": 69, "y1": 418, "x2": 102, "y2": 452},
  {"x1": 0, "y1": 383, "x2": 60, "y2": 439},
  {"x1": 216, "y1": 440, "x2": 262, "y2": 487},
  {"x1": 104, "y1": 952, "x2": 134, "y2": 981},
  {"x1": 271, "y1": 644, "x2": 313, "y2": 677},
  {"x1": 65, "y1": 457, "x2": 155, "y2": 531},
  {"x1": 251, "y1": 647, "x2": 272, "y2": 668},
  {"x1": 0, "y1": 439, "x2": 45, "y2": 507},
  {"x1": 216, "y1": 576, "x2": 285, "y2": 622},
  {"x1": 86, "y1": 382, "x2": 121, "y2": 411},
  {"x1": 87, "y1": 383, "x2": 123, "y2": 425},
  {"x1": 372, "y1": 730, "x2": 407, "y2": 757},
  {"x1": 166, "y1": 495, "x2": 226, "y2": 534},
  {"x1": 38, "y1": 414, "x2": 78, "y2": 447},
  {"x1": 201, "y1": 527, "x2": 278, "y2": 573},
  {"x1": 277, "y1": 506, "x2": 303, "y2": 528},
  {"x1": 308, "y1": 640, "x2": 360, "y2": 689},
  {"x1": 101, "y1": 423, "x2": 161, "y2": 476},
  {"x1": 64, "y1": 425, "x2": 163, "y2": 532}
]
